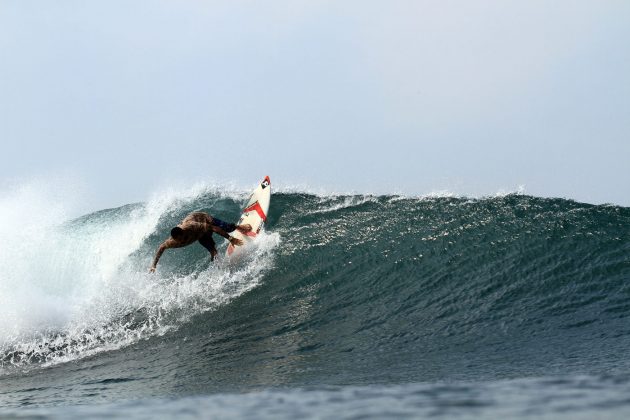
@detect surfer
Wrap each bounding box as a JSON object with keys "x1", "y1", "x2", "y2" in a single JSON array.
[{"x1": 149, "y1": 212, "x2": 252, "y2": 272}]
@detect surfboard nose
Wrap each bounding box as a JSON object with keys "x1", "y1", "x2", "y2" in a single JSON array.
[{"x1": 261, "y1": 176, "x2": 271, "y2": 189}]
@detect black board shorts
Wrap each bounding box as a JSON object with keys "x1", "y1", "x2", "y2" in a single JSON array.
[
  {"x1": 212, "y1": 217, "x2": 236, "y2": 233},
  {"x1": 198, "y1": 218, "x2": 235, "y2": 252}
]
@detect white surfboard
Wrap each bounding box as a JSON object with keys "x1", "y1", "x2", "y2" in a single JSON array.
[{"x1": 226, "y1": 176, "x2": 271, "y2": 256}]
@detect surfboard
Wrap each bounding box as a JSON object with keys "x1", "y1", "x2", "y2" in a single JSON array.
[{"x1": 226, "y1": 176, "x2": 271, "y2": 256}]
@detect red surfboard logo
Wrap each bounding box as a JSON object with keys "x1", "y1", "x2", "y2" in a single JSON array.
[{"x1": 243, "y1": 201, "x2": 267, "y2": 221}]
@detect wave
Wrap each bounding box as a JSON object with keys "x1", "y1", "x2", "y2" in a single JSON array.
[
  {"x1": 0, "y1": 183, "x2": 279, "y2": 371},
  {"x1": 1, "y1": 185, "x2": 629, "y2": 380}
]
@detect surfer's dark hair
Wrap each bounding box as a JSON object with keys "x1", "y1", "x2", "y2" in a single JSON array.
[{"x1": 171, "y1": 227, "x2": 184, "y2": 239}]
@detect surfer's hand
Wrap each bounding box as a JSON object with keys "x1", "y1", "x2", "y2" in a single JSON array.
[
  {"x1": 149, "y1": 267, "x2": 156, "y2": 273},
  {"x1": 210, "y1": 248, "x2": 217, "y2": 261},
  {"x1": 230, "y1": 237, "x2": 244, "y2": 246},
  {"x1": 237, "y1": 224, "x2": 252, "y2": 233}
]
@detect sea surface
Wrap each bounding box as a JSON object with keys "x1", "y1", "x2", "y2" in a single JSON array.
[{"x1": 1, "y1": 188, "x2": 629, "y2": 418}]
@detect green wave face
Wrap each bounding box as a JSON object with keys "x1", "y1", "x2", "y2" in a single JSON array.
[
  {"x1": 2, "y1": 192, "x2": 630, "y2": 385},
  {"x1": 203, "y1": 193, "x2": 630, "y2": 384}
]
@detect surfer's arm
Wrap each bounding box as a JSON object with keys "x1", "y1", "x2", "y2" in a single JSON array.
[
  {"x1": 149, "y1": 239, "x2": 174, "y2": 272},
  {"x1": 211, "y1": 225, "x2": 244, "y2": 246}
]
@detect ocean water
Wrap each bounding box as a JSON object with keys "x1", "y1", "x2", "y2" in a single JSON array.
[{"x1": 1, "y1": 186, "x2": 629, "y2": 418}]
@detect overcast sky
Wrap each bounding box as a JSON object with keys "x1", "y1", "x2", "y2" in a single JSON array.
[{"x1": 1, "y1": 0, "x2": 629, "y2": 209}]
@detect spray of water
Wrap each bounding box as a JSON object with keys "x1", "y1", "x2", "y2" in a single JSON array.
[{"x1": 0, "y1": 181, "x2": 280, "y2": 373}]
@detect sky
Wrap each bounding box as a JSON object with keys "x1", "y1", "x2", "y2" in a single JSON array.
[{"x1": 1, "y1": 0, "x2": 629, "y2": 209}]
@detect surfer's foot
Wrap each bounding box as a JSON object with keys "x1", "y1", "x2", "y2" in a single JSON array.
[{"x1": 236, "y1": 224, "x2": 252, "y2": 233}]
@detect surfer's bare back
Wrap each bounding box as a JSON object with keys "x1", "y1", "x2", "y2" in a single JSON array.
[{"x1": 149, "y1": 212, "x2": 251, "y2": 272}]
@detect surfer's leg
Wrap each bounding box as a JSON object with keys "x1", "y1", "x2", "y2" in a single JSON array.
[
  {"x1": 198, "y1": 234, "x2": 218, "y2": 260},
  {"x1": 198, "y1": 234, "x2": 215, "y2": 252},
  {"x1": 212, "y1": 217, "x2": 237, "y2": 233}
]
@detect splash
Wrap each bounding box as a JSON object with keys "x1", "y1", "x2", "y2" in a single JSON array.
[{"x1": 0, "y1": 181, "x2": 280, "y2": 372}]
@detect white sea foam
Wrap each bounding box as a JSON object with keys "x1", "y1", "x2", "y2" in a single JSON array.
[
  {"x1": 0, "y1": 180, "x2": 279, "y2": 372},
  {"x1": 309, "y1": 195, "x2": 380, "y2": 214},
  {"x1": 274, "y1": 182, "x2": 528, "y2": 202}
]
